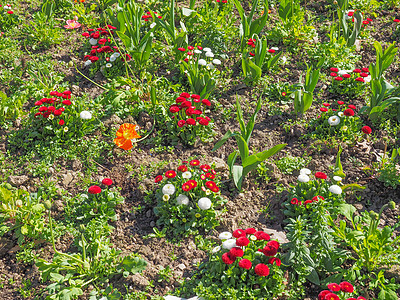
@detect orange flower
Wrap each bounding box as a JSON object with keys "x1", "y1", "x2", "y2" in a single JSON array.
[{"x1": 114, "y1": 124, "x2": 141, "y2": 150}]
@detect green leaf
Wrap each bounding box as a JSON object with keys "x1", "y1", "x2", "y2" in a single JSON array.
[
  {"x1": 306, "y1": 269, "x2": 320, "y2": 285},
  {"x1": 338, "y1": 203, "x2": 356, "y2": 221},
  {"x1": 121, "y1": 256, "x2": 147, "y2": 274},
  {"x1": 50, "y1": 273, "x2": 65, "y2": 282},
  {"x1": 212, "y1": 130, "x2": 236, "y2": 151},
  {"x1": 232, "y1": 165, "x2": 243, "y2": 190},
  {"x1": 341, "y1": 183, "x2": 365, "y2": 191}
]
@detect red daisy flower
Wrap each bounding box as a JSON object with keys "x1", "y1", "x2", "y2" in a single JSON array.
[
  {"x1": 318, "y1": 290, "x2": 331, "y2": 300},
  {"x1": 291, "y1": 198, "x2": 298, "y2": 205},
  {"x1": 254, "y1": 264, "x2": 270, "y2": 276},
  {"x1": 320, "y1": 107, "x2": 328, "y2": 112},
  {"x1": 190, "y1": 159, "x2": 200, "y2": 166},
  {"x1": 238, "y1": 259, "x2": 252, "y2": 270},
  {"x1": 337, "y1": 101, "x2": 344, "y2": 105},
  {"x1": 327, "y1": 283, "x2": 341, "y2": 292},
  {"x1": 165, "y1": 170, "x2": 177, "y2": 178},
  {"x1": 315, "y1": 172, "x2": 327, "y2": 179},
  {"x1": 222, "y1": 252, "x2": 236, "y2": 264},
  {"x1": 102, "y1": 178, "x2": 113, "y2": 186},
  {"x1": 254, "y1": 231, "x2": 270, "y2": 240},
  {"x1": 268, "y1": 257, "x2": 281, "y2": 266},
  {"x1": 343, "y1": 108, "x2": 355, "y2": 116},
  {"x1": 229, "y1": 247, "x2": 244, "y2": 258},
  {"x1": 236, "y1": 237, "x2": 250, "y2": 246},
  {"x1": 88, "y1": 185, "x2": 102, "y2": 194},
  {"x1": 232, "y1": 229, "x2": 246, "y2": 238},
  {"x1": 155, "y1": 175, "x2": 163, "y2": 183},
  {"x1": 245, "y1": 228, "x2": 256, "y2": 234},
  {"x1": 325, "y1": 293, "x2": 340, "y2": 300},
  {"x1": 339, "y1": 281, "x2": 354, "y2": 293},
  {"x1": 361, "y1": 126, "x2": 372, "y2": 134}
]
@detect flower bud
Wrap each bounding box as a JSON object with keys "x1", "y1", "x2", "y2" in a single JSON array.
[
  {"x1": 369, "y1": 210, "x2": 378, "y2": 219},
  {"x1": 68, "y1": 61, "x2": 74, "y2": 68},
  {"x1": 44, "y1": 200, "x2": 52, "y2": 210},
  {"x1": 389, "y1": 201, "x2": 396, "y2": 210}
]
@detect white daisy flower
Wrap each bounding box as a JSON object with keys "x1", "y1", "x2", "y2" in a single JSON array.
[
  {"x1": 113, "y1": 52, "x2": 121, "y2": 58},
  {"x1": 219, "y1": 232, "x2": 232, "y2": 240},
  {"x1": 162, "y1": 184, "x2": 176, "y2": 195},
  {"x1": 182, "y1": 171, "x2": 192, "y2": 179},
  {"x1": 281, "y1": 56, "x2": 287, "y2": 63},
  {"x1": 212, "y1": 59, "x2": 221, "y2": 65},
  {"x1": 106, "y1": 63, "x2": 112, "y2": 68},
  {"x1": 328, "y1": 116, "x2": 340, "y2": 126},
  {"x1": 206, "y1": 63, "x2": 215, "y2": 70},
  {"x1": 203, "y1": 47, "x2": 212, "y2": 52},
  {"x1": 176, "y1": 194, "x2": 189, "y2": 205},
  {"x1": 198, "y1": 59, "x2": 207, "y2": 66},
  {"x1": 333, "y1": 176, "x2": 343, "y2": 182},
  {"x1": 364, "y1": 75, "x2": 371, "y2": 83},
  {"x1": 198, "y1": 197, "x2": 212, "y2": 210},
  {"x1": 205, "y1": 51, "x2": 214, "y2": 58},
  {"x1": 89, "y1": 38, "x2": 98, "y2": 45},
  {"x1": 300, "y1": 168, "x2": 311, "y2": 175},
  {"x1": 80, "y1": 111, "x2": 92, "y2": 120},
  {"x1": 162, "y1": 194, "x2": 170, "y2": 201},
  {"x1": 222, "y1": 239, "x2": 237, "y2": 249},
  {"x1": 84, "y1": 60, "x2": 92, "y2": 66},
  {"x1": 150, "y1": 22, "x2": 156, "y2": 29},
  {"x1": 48, "y1": 114, "x2": 54, "y2": 120},
  {"x1": 271, "y1": 47, "x2": 279, "y2": 51},
  {"x1": 298, "y1": 174, "x2": 310, "y2": 183},
  {"x1": 194, "y1": 49, "x2": 202, "y2": 54},
  {"x1": 338, "y1": 112, "x2": 344, "y2": 117},
  {"x1": 64, "y1": 127, "x2": 69, "y2": 132},
  {"x1": 212, "y1": 246, "x2": 221, "y2": 253},
  {"x1": 110, "y1": 56, "x2": 116, "y2": 62},
  {"x1": 250, "y1": 235, "x2": 257, "y2": 241},
  {"x1": 329, "y1": 185, "x2": 342, "y2": 194}
]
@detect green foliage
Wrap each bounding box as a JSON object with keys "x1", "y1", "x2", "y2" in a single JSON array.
[
  {"x1": 65, "y1": 187, "x2": 124, "y2": 224},
  {"x1": 22, "y1": 11, "x2": 65, "y2": 50},
  {"x1": 37, "y1": 231, "x2": 146, "y2": 300},
  {"x1": 213, "y1": 97, "x2": 286, "y2": 191},
  {"x1": 328, "y1": 202, "x2": 400, "y2": 298},
  {"x1": 179, "y1": 50, "x2": 219, "y2": 98},
  {"x1": 0, "y1": 185, "x2": 51, "y2": 245},
  {"x1": 275, "y1": 156, "x2": 309, "y2": 175},
  {"x1": 364, "y1": 42, "x2": 400, "y2": 120},
  {"x1": 291, "y1": 58, "x2": 324, "y2": 117},
  {"x1": 232, "y1": 0, "x2": 269, "y2": 53},
  {"x1": 307, "y1": 104, "x2": 364, "y2": 143},
  {"x1": 241, "y1": 36, "x2": 282, "y2": 83},
  {"x1": 107, "y1": 0, "x2": 157, "y2": 75}
]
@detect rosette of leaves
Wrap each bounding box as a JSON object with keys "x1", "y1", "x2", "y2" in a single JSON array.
[
  {"x1": 152, "y1": 161, "x2": 226, "y2": 237},
  {"x1": 0, "y1": 184, "x2": 50, "y2": 245},
  {"x1": 65, "y1": 188, "x2": 124, "y2": 224},
  {"x1": 179, "y1": 229, "x2": 287, "y2": 299}
]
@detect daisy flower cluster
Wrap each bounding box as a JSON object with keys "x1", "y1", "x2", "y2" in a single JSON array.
[
  {"x1": 33, "y1": 90, "x2": 73, "y2": 129},
  {"x1": 169, "y1": 92, "x2": 212, "y2": 128},
  {"x1": 179, "y1": 45, "x2": 221, "y2": 68},
  {"x1": 178, "y1": 46, "x2": 221, "y2": 97},
  {"x1": 81, "y1": 25, "x2": 131, "y2": 72},
  {"x1": 247, "y1": 38, "x2": 278, "y2": 58},
  {"x1": 284, "y1": 168, "x2": 346, "y2": 217},
  {"x1": 311, "y1": 101, "x2": 371, "y2": 142},
  {"x1": 318, "y1": 281, "x2": 365, "y2": 300},
  {"x1": 141, "y1": 11, "x2": 162, "y2": 22},
  {"x1": 72, "y1": 178, "x2": 124, "y2": 223},
  {"x1": 215, "y1": 228, "x2": 282, "y2": 275},
  {"x1": 198, "y1": 228, "x2": 287, "y2": 298},
  {"x1": 167, "y1": 92, "x2": 214, "y2": 145},
  {"x1": 328, "y1": 67, "x2": 369, "y2": 97},
  {"x1": 0, "y1": 3, "x2": 18, "y2": 31},
  {"x1": 153, "y1": 160, "x2": 226, "y2": 235}
]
